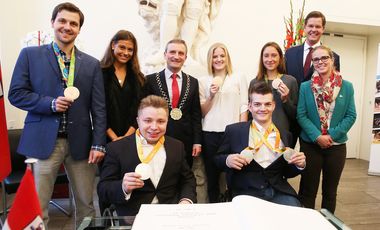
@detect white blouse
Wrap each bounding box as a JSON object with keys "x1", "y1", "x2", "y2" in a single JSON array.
[{"x1": 199, "y1": 73, "x2": 248, "y2": 132}]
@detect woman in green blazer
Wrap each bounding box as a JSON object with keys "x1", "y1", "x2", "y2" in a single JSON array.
[{"x1": 297, "y1": 45, "x2": 356, "y2": 213}]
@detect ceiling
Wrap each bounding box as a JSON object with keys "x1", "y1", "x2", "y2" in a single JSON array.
[{"x1": 326, "y1": 21, "x2": 380, "y2": 36}]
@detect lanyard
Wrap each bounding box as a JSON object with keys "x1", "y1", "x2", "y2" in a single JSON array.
[
  {"x1": 249, "y1": 122, "x2": 284, "y2": 153},
  {"x1": 52, "y1": 42, "x2": 76, "y2": 87},
  {"x1": 135, "y1": 129, "x2": 165, "y2": 163}
]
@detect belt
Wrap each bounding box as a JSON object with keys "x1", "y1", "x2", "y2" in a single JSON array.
[{"x1": 57, "y1": 132, "x2": 68, "y2": 138}]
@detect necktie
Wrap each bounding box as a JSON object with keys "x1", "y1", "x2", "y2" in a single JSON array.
[
  {"x1": 171, "y1": 73, "x2": 179, "y2": 108},
  {"x1": 303, "y1": 47, "x2": 313, "y2": 76}
]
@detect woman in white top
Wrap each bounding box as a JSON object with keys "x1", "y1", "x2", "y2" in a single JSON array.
[{"x1": 199, "y1": 43, "x2": 248, "y2": 202}]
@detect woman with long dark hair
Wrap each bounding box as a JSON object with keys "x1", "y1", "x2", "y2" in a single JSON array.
[{"x1": 100, "y1": 30, "x2": 145, "y2": 142}]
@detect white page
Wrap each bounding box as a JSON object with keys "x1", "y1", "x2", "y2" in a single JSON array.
[
  {"x1": 132, "y1": 203, "x2": 241, "y2": 230},
  {"x1": 232, "y1": 195, "x2": 337, "y2": 230}
]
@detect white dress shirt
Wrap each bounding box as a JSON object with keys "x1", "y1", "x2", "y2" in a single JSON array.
[
  {"x1": 124, "y1": 135, "x2": 166, "y2": 203},
  {"x1": 303, "y1": 41, "x2": 321, "y2": 66},
  {"x1": 249, "y1": 121, "x2": 284, "y2": 168},
  {"x1": 165, "y1": 68, "x2": 183, "y2": 101}
]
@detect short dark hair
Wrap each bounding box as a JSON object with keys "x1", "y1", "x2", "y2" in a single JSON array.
[
  {"x1": 165, "y1": 39, "x2": 188, "y2": 54},
  {"x1": 138, "y1": 95, "x2": 169, "y2": 116},
  {"x1": 51, "y1": 2, "x2": 84, "y2": 28},
  {"x1": 248, "y1": 81, "x2": 273, "y2": 102},
  {"x1": 305, "y1": 11, "x2": 326, "y2": 28}
]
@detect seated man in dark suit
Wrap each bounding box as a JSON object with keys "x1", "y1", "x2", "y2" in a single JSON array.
[
  {"x1": 215, "y1": 82, "x2": 306, "y2": 207},
  {"x1": 98, "y1": 95, "x2": 196, "y2": 216}
]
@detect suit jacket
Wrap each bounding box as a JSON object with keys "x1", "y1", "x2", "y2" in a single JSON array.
[
  {"x1": 215, "y1": 121, "x2": 301, "y2": 198},
  {"x1": 97, "y1": 135, "x2": 197, "y2": 216},
  {"x1": 297, "y1": 80, "x2": 356, "y2": 143},
  {"x1": 285, "y1": 43, "x2": 340, "y2": 86},
  {"x1": 143, "y1": 70, "x2": 202, "y2": 155},
  {"x1": 8, "y1": 44, "x2": 106, "y2": 160}
]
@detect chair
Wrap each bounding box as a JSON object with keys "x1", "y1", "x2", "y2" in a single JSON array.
[{"x1": 1, "y1": 129, "x2": 72, "y2": 218}]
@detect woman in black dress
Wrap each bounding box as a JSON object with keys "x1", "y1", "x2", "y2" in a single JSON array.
[{"x1": 100, "y1": 30, "x2": 145, "y2": 142}]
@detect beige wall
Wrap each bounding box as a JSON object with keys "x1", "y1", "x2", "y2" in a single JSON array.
[{"x1": 1, "y1": 0, "x2": 379, "y2": 159}]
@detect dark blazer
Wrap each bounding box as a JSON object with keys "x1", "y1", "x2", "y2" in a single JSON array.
[
  {"x1": 215, "y1": 121, "x2": 301, "y2": 198},
  {"x1": 143, "y1": 70, "x2": 202, "y2": 155},
  {"x1": 285, "y1": 43, "x2": 340, "y2": 86},
  {"x1": 8, "y1": 44, "x2": 106, "y2": 160},
  {"x1": 97, "y1": 135, "x2": 197, "y2": 216}
]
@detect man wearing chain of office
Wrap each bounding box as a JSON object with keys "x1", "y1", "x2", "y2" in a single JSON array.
[{"x1": 144, "y1": 39, "x2": 202, "y2": 168}]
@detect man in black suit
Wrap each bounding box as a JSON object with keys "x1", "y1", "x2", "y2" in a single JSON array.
[
  {"x1": 97, "y1": 95, "x2": 196, "y2": 216},
  {"x1": 144, "y1": 39, "x2": 202, "y2": 167},
  {"x1": 284, "y1": 11, "x2": 340, "y2": 148},
  {"x1": 285, "y1": 10, "x2": 340, "y2": 86},
  {"x1": 215, "y1": 82, "x2": 306, "y2": 206}
]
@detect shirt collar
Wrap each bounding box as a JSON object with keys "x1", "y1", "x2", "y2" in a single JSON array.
[
  {"x1": 304, "y1": 41, "x2": 322, "y2": 51},
  {"x1": 165, "y1": 68, "x2": 182, "y2": 80}
]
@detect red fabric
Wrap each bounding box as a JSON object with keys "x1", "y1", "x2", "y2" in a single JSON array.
[
  {"x1": 6, "y1": 168, "x2": 44, "y2": 229},
  {"x1": 0, "y1": 62, "x2": 11, "y2": 182},
  {"x1": 303, "y1": 47, "x2": 313, "y2": 76},
  {"x1": 171, "y1": 73, "x2": 179, "y2": 108}
]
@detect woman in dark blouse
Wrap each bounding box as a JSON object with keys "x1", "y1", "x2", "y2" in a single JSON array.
[{"x1": 100, "y1": 30, "x2": 145, "y2": 142}]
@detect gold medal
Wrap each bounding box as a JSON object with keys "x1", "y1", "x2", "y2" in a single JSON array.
[{"x1": 170, "y1": 108, "x2": 182, "y2": 120}]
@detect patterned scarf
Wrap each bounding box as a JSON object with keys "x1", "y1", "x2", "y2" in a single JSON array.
[{"x1": 310, "y1": 71, "x2": 342, "y2": 134}]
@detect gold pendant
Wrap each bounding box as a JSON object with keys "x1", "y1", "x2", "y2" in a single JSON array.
[{"x1": 170, "y1": 108, "x2": 182, "y2": 120}]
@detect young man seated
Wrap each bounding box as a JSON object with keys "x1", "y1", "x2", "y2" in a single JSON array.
[
  {"x1": 215, "y1": 82, "x2": 306, "y2": 206},
  {"x1": 98, "y1": 95, "x2": 196, "y2": 216}
]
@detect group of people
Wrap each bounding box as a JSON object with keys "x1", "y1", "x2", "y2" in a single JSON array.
[{"x1": 7, "y1": 2, "x2": 356, "y2": 228}]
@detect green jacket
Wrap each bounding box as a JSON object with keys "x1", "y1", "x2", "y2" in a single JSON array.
[{"x1": 297, "y1": 79, "x2": 356, "y2": 143}]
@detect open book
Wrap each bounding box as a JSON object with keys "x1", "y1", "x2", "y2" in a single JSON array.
[{"x1": 132, "y1": 195, "x2": 337, "y2": 230}]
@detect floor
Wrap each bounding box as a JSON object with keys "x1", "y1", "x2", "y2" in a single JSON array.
[{"x1": 1, "y1": 159, "x2": 380, "y2": 229}]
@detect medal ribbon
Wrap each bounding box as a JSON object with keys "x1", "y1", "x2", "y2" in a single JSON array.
[
  {"x1": 135, "y1": 129, "x2": 165, "y2": 163},
  {"x1": 249, "y1": 122, "x2": 284, "y2": 153},
  {"x1": 52, "y1": 42, "x2": 76, "y2": 87}
]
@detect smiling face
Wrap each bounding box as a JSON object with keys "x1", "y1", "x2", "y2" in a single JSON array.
[
  {"x1": 262, "y1": 46, "x2": 280, "y2": 72},
  {"x1": 212, "y1": 47, "x2": 227, "y2": 73},
  {"x1": 312, "y1": 47, "x2": 333, "y2": 76},
  {"x1": 248, "y1": 93, "x2": 275, "y2": 126},
  {"x1": 164, "y1": 42, "x2": 187, "y2": 73},
  {"x1": 304, "y1": 17, "x2": 325, "y2": 46},
  {"x1": 137, "y1": 106, "x2": 168, "y2": 145},
  {"x1": 51, "y1": 10, "x2": 81, "y2": 48},
  {"x1": 112, "y1": 39, "x2": 134, "y2": 65}
]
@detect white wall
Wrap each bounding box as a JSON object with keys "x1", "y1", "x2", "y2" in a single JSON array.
[{"x1": 1, "y1": 0, "x2": 380, "y2": 159}]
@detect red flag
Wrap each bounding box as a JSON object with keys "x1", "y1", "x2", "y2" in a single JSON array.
[
  {"x1": 2, "y1": 168, "x2": 45, "y2": 230},
  {"x1": 0, "y1": 62, "x2": 11, "y2": 182}
]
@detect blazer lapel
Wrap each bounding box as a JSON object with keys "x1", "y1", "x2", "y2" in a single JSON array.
[
  {"x1": 178, "y1": 71, "x2": 188, "y2": 104},
  {"x1": 46, "y1": 45, "x2": 60, "y2": 76},
  {"x1": 159, "y1": 70, "x2": 170, "y2": 99},
  {"x1": 74, "y1": 47, "x2": 82, "y2": 86},
  {"x1": 156, "y1": 138, "x2": 171, "y2": 188},
  {"x1": 297, "y1": 45, "x2": 305, "y2": 79},
  {"x1": 240, "y1": 122, "x2": 251, "y2": 148}
]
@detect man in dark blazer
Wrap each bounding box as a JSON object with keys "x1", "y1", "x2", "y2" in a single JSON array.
[
  {"x1": 144, "y1": 39, "x2": 202, "y2": 167},
  {"x1": 215, "y1": 82, "x2": 306, "y2": 206},
  {"x1": 8, "y1": 3, "x2": 106, "y2": 226},
  {"x1": 285, "y1": 11, "x2": 340, "y2": 86},
  {"x1": 285, "y1": 11, "x2": 340, "y2": 148},
  {"x1": 97, "y1": 95, "x2": 196, "y2": 216}
]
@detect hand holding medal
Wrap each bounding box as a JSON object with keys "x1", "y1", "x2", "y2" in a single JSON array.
[
  {"x1": 122, "y1": 172, "x2": 145, "y2": 194},
  {"x1": 240, "y1": 147, "x2": 254, "y2": 163}
]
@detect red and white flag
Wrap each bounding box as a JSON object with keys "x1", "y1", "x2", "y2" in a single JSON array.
[
  {"x1": 2, "y1": 168, "x2": 45, "y2": 230},
  {"x1": 0, "y1": 61, "x2": 11, "y2": 182}
]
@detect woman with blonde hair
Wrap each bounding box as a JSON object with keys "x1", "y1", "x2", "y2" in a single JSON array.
[
  {"x1": 297, "y1": 45, "x2": 356, "y2": 213},
  {"x1": 199, "y1": 42, "x2": 248, "y2": 202}
]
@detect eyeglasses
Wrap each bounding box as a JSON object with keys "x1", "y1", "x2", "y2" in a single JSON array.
[{"x1": 311, "y1": 56, "x2": 331, "y2": 64}]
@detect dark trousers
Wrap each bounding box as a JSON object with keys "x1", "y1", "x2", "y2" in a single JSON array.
[
  {"x1": 202, "y1": 131, "x2": 225, "y2": 203},
  {"x1": 298, "y1": 140, "x2": 346, "y2": 213}
]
